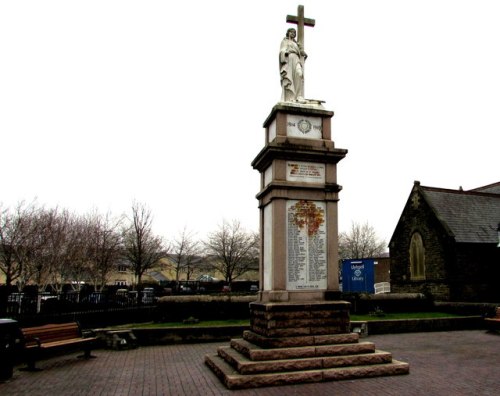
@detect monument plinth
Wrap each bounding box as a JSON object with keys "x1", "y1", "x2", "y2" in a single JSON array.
[
  {"x1": 205, "y1": 5, "x2": 409, "y2": 389},
  {"x1": 252, "y1": 102, "x2": 347, "y2": 305}
]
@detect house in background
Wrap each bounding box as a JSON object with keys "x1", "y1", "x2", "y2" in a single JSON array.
[
  {"x1": 389, "y1": 181, "x2": 500, "y2": 302},
  {"x1": 107, "y1": 254, "x2": 259, "y2": 288}
]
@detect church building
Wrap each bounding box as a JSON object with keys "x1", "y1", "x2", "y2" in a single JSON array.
[{"x1": 389, "y1": 181, "x2": 500, "y2": 302}]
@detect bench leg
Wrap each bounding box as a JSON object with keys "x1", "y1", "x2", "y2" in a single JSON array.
[
  {"x1": 20, "y1": 351, "x2": 41, "y2": 372},
  {"x1": 77, "y1": 346, "x2": 96, "y2": 359}
]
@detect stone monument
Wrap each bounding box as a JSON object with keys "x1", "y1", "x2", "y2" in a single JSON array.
[{"x1": 205, "y1": 5, "x2": 409, "y2": 389}]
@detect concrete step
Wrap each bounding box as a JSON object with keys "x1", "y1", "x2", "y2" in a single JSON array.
[
  {"x1": 205, "y1": 353, "x2": 410, "y2": 390},
  {"x1": 242, "y1": 329, "x2": 359, "y2": 348},
  {"x1": 230, "y1": 338, "x2": 375, "y2": 361},
  {"x1": 218, "y1": 346, "x2": 393, "y2": 374},
  {"x1": 251, "y1": 324, "x2": 347, "y2": 337}
]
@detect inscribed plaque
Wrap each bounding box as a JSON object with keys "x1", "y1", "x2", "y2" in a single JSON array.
[
  {"x1": 287, "y1": 161, "x2": 325, "y2": 183},
  {"x1": 286, "y1": 115, "x2": 322, "y2": 139},
  {"x1": 286, "y1": 200, "x2": 327, "y2": 290}
]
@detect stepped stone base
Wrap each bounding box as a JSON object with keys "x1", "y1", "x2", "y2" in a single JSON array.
[{"x1": 205, "y1": 301, "x2": 409, "y2": 389}]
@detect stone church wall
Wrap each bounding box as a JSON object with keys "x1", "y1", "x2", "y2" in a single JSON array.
[{"x1": 389, "y1": 191, "x2": 454, "y2": 301}]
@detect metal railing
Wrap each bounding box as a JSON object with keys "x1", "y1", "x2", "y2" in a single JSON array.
[{"x1": 1, "y1": 290, "x2": 157, "y2": 317}]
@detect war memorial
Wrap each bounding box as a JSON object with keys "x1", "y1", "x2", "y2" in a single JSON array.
[{"x1": 205, "y1": 5, "x2": 409, "y2": 389}]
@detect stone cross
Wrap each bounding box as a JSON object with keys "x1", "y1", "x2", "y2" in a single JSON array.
[
  {"x1": 286, "y1": 5, "x2": 315, "y2": 100},
  {"x1": 286, "y1": 5, "x2": 315, "y2": 57}
]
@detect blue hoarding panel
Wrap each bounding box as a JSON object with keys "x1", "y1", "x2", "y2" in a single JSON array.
[{"x1": 342, "y1": 259, "x2": 375, "y2": 293}]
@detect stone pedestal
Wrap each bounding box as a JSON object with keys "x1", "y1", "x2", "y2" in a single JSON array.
[
  {"x1": 249, "y1": 301, "x2": 350, "y2": 337},
  {"x1": 205, "y1": 102, "x2": 409, "y2": 388},
  {"x1": 205, "y1": 299, "x2": 409, "y2": 389},
  {"x1": 252, "y1": 103, "x2": 346, "y2": 303}
]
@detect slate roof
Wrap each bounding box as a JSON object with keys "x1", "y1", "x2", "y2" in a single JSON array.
[
  {"x1": 469, "y1": 181, "x2": 500, "y2": 194},
  {"x1": 420, "y1": 183, "x2": 500, "y2": 244},
  {"x1": 147, "y1": 271, "x2": 169, "y2": 282}
]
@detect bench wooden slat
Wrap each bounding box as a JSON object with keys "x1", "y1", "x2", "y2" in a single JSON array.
[
  {"x1": 22, "y1": 323, "x2": 81, "y2": 346},
  {"x1": 20, "y1": 322, "x2": 97, "y2": 370},
  {"x1": 24, "y1": 337, "x2": 96, "y2": 350}
]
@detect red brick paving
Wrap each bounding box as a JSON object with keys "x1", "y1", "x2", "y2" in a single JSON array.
[{"x1": 1, "y1": 330, "x2": 499, "y2": 395}]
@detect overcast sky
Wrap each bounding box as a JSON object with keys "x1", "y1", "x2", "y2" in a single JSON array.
[{"x1": 1, "y1": 0, "x2": 499, "y2": 247}]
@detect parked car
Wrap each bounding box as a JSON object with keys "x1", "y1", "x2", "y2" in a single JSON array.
[
  {"x1": 39, "y1": 292, "x2": 56, "y2": 302},
  {"x1": 114, "y1": 289, "x2": 130, "y2": 305},
  {"x1": 197, "y1": 274, "x2": 218, "y2": 282},
  {"x1": 7, "y1": 293, "x2": 25, "y2": 314},
  {"x1": 7, "y1": 293, "x2": 24, "y2": 304},
  {"x1": 142, "y1": 288, "x2": 156, "y2": 304},
  {"x1": 81, "y1": 292, "x2": 106, "y2": 304},
  {"x1": 179, "y1": 285, "x2": 192, "y2": 293}
]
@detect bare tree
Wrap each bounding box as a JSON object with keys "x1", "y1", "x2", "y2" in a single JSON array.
[
  {"x1": 86, "y1": 211, "x2": 123, "y2": 291},
  {"x1": 204, "y1": 220, "x2": 259, "y2": 285},
  {"x1": 170, "y1": 227, "x2": 201, "y2": 286},
  {"x1": 28, "y1": 207, "x2": 64, "y2": 290},
  {"x1": 63, "y1": 214, "x2": 95, "y2": 292},
  {"x1": 35, "y1": 210, "x2": 122, "y2": 292},
  {"x1": 338, "y1": 221, "x2": 386, "y2": 260},
  {"x1": 44, "y1": 209, "x2": 75, "y2": 293},
  {"x1": 0, "y1": 201, "x2": 40, "y2": 288},
  {"x1": 122, "y1": 202, "x2": 166, "y2": 288},
  {"x1": 22, "y1": 207, "x2": 83, "y2": 293}
]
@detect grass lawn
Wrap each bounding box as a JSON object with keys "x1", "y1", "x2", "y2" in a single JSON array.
[
  {"x1": 114, "y1": 319, "x2": 251, "y2": 329},
  {"x1": 113, "y1": 312, "x2": 465, "y2": 329},
  {"x1": 350, "y1": 312, "x2": 464, "y2": 321}
]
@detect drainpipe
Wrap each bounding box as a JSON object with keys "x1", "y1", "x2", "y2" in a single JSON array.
[{"x1": 497, "y1": 223, "x2": 500, "y2": 248}]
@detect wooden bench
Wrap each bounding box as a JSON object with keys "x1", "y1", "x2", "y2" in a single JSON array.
[
  {"x1": 484, "y1": 307, "x2": 500, "y2": 332},
  {"x1": 21, "y1": 322, "x2": 97, "y2": 370}
]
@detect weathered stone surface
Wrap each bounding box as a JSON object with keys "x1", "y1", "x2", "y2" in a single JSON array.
[
  {"x1": 322, "y1": 360, "x2": 410, "y2": 381},
  {"x1": 251, "y1": 323, "x2": 351, "y2": 338},
  {"x1": 231, "y1": 339, "x2": 316, "y2": 361},
  {"x1": 314, "y1": 333, "x2": 359, "y2": 345},
  {"x1": 250, "y1": 301, "x2": 350, "y2": 313},
  {"x1": 310, "y1": 325, "x2": 349, "y2": 335},
  {"x1": 207, "y1": 301, "x2": 408, "y2": 389},
  {"x1": 322, "y1": 351, "x2": 392, "y2": 368},
  {"x1": 252, "y1": 317, "x2": 345, "y2": 329},
  {"x1": 205, "y1": 354, "x2": 323, "y2": 390},
  {"x1": 251, "y1": 325, "x2": 312, "y2": 338},
  {"x1": 230, "y1": 338, "x2": 255, "y2": 356},
  {"x1": 243, "y1": 330, "x2": 317, "y2": 348},
  {"x1": 205, "y1": 353, "x2": 409, "y2": 390},
  {"x1": 249, "y1": 302, "x2": 351, "y2": 337},
  {"x1": 231, "y1": 338, "x2": 376, "y2": 361},
  {"x1": 315, "y1": 342, "x2": 375, "y2": 356},
  {"x1": 242, "y1": 330, "x2": 360, "y2": 348},
  {"x1": 251, "y1": 309, "x2": 348, "y2": 321},
  {"x1": 218, "y1": 346, "x2": 323, "y2": 374}
]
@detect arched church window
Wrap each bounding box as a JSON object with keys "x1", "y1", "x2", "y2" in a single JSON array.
[{"x1": 409, "y1": 232, "x2": 425, "y2": 280}]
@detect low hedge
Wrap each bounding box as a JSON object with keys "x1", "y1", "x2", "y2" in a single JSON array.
[
  {"x1": 342, "y1": 293, "x2": 433, "y2": 314},
  {"x1": 154, "y1": 295, "x2": 257, "y2": 322}
]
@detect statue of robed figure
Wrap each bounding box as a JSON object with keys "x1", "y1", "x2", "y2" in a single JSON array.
[
  {"x1": 280, "y1": 5, "x2": 315, "y2": 103},
  {"x1": 279, "y1": 28, "x2": 306, "y2": 102}
]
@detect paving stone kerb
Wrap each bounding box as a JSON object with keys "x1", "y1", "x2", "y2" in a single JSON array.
[
  {"x1": 113, "y1": 316, "x2": 484, "y2": 346},
  {"x1": 2, "y1": 330, "x2": 499, "y2": 395}
]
